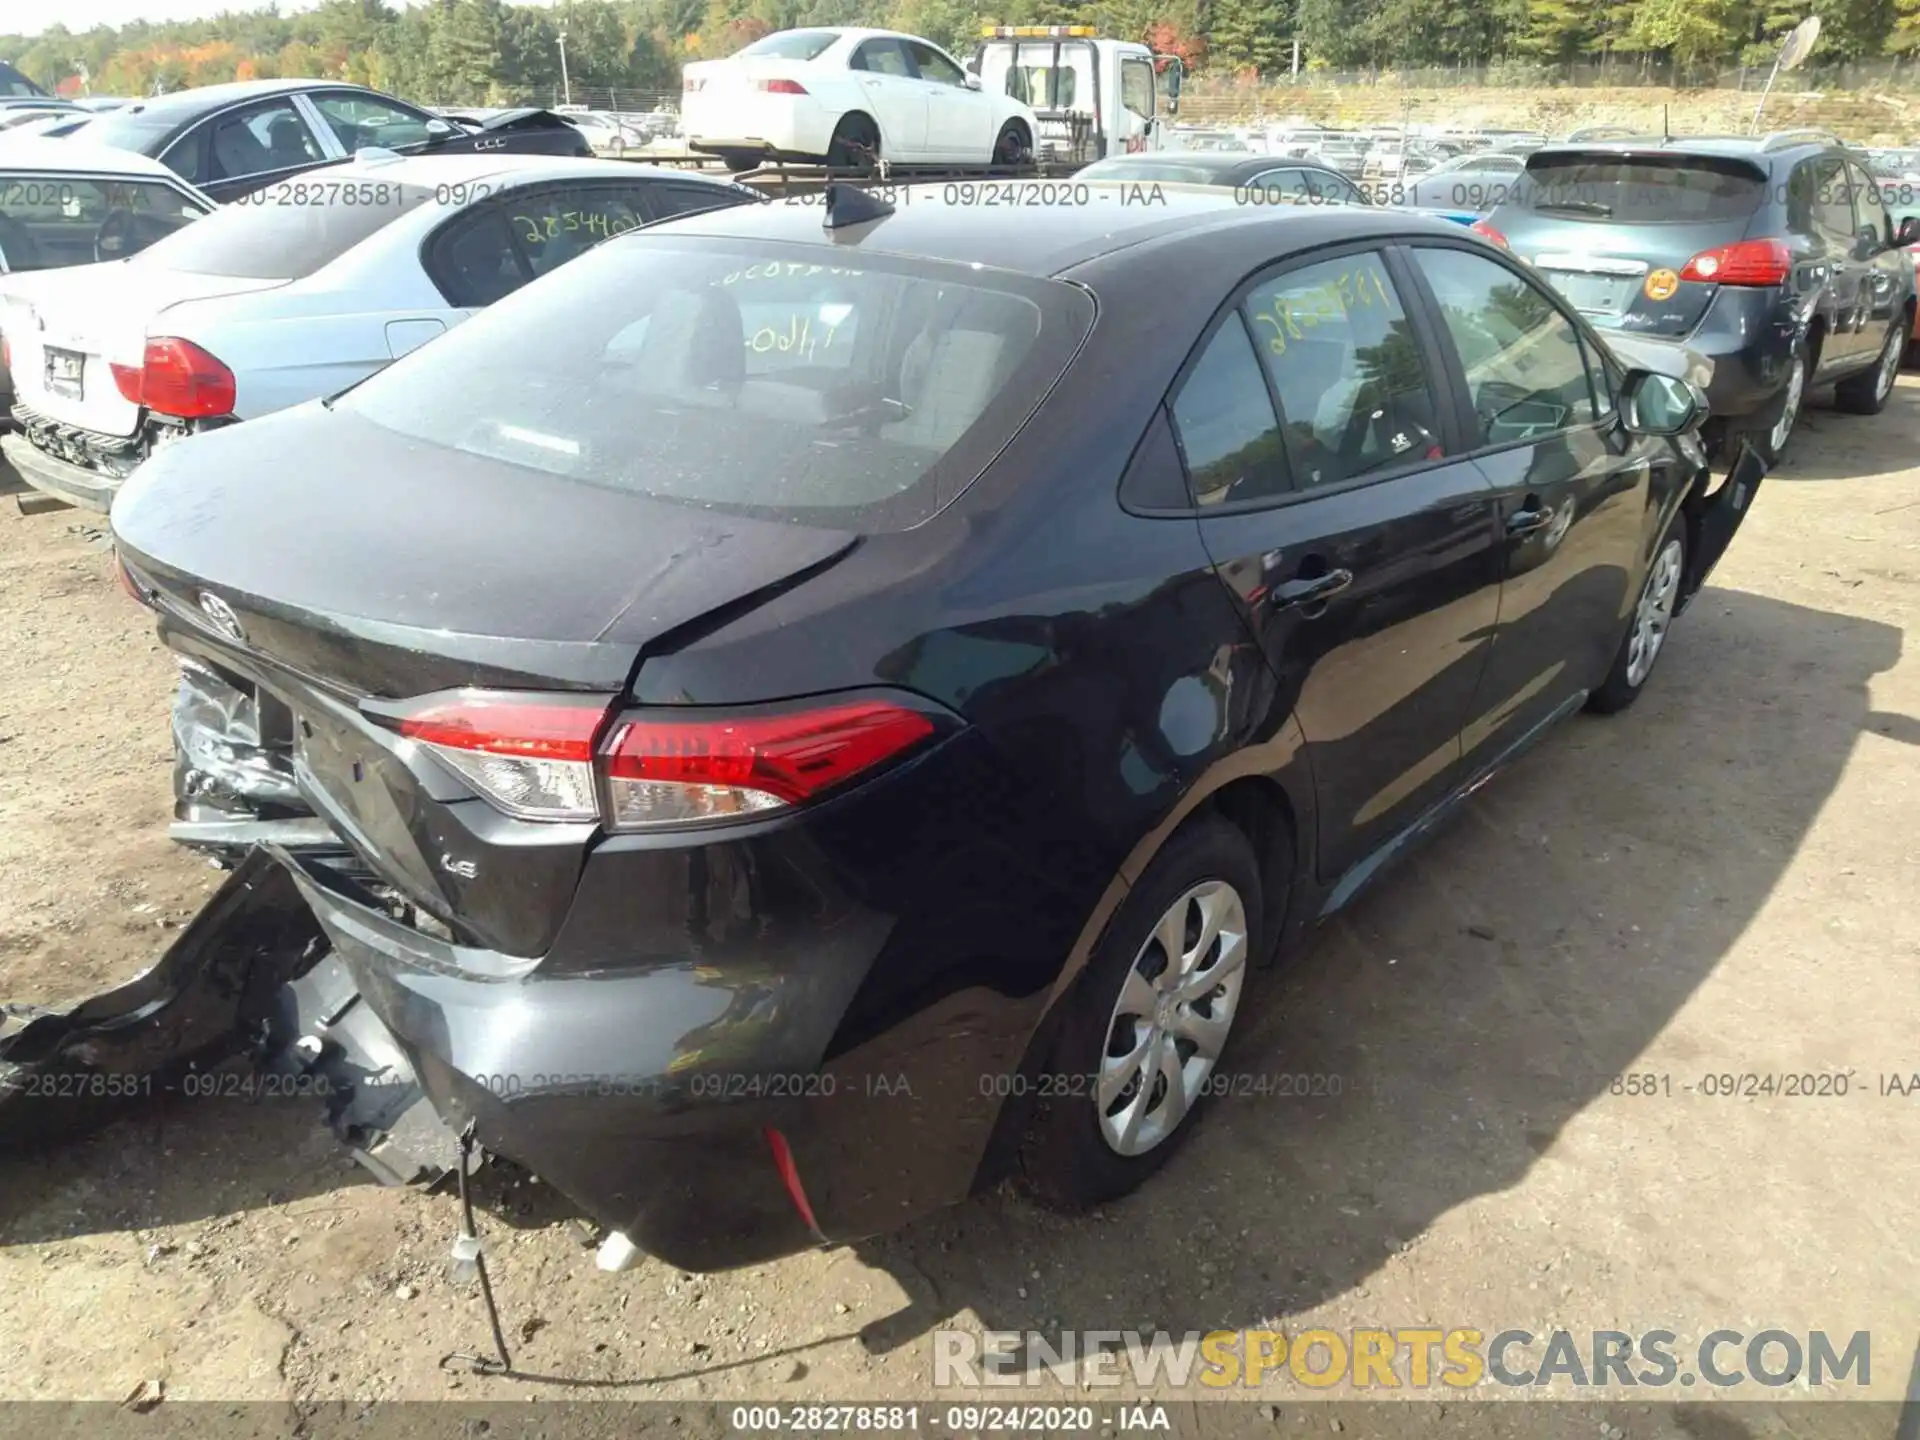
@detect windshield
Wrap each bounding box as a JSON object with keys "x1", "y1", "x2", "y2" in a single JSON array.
[
  {"x1": 338, "y1": 234, "x2": 1095, "y2": 531},
  {"x1": 736, "y1": 30, "x2": 840, "y2": 60},
  {"x1": 1515, "y1": 154, "x2": 1766, "y2": 223},
  {"x1": 132, "y1": 175, "x2": 433, "y2": 278}
]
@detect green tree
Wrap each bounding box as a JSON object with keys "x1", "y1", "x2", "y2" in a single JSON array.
[{"x1": 1209, "y1": 0, "x2": 1296, "y2": 73}]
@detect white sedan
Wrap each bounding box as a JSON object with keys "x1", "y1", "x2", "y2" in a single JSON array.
[
  {"x1": 682, "y1": 26, "x2": 1039, "y2": 170},
  {"x1": 0, "y1": 151, "x2": 757, "y2": 511}
]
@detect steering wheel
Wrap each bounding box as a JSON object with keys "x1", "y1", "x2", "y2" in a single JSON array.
[
  {"x1": 94, "y1": 207, "x2": 141, "y2": 263},
  {"x1": 0, "y1": 213, "x2": 42, "y2": 273}
]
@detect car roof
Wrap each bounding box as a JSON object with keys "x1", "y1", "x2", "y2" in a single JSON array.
[
  {"x1": 92, "y1": 79, "x2": 375, "y2": 124},
  {"x1": 1527, "y1": 135, "x2": 1842, "y2": 165},
  {"x1": 641, "y1": 180, "x2": 1449, "y2": 277},
  {"x1": 0, "y1": 134, "x2": 199, "y2": 182},
  {"x1": 1090, "y1": 153, "x2": 1336, "y2": 184}
]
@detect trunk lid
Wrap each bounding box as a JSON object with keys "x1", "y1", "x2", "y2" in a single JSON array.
[
  {"x1": 1490, "y1": 149, "x2": 1773, "y2": 337},
  {"x1": 111, "y1": 403, "x2": 860, "y2": 697},
  {"x1": 2, "y1": 262, "x2": 284, "y2": 434},
  {"x1": 113, "y1": 403, "x2": 860, "y2": 959}
]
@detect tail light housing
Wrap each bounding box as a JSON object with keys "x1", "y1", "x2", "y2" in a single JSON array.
[
  {"x1": 383, "y1": 689, "x2": 948, "y2": 830},
  {"x1": 0, "y1": 332, "x2": 10, "y2": 375},
  {"x1": 683, "y1": 76, "x2": 705, "y2": 92},
  {"x1": 1678, "y1": 238, "x2": 1791, "y2": 287},
  {"x1": 754, "y1": 78, "x2": 808, "y2": 95},
  {"x1": 1470, "y1": 219, "x2": 1508, "y2": 248},
  {"x1": 126, "y1": 336, "x2": 236, "y2": 418}
]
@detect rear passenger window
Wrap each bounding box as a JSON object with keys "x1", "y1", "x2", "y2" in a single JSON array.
[
  {"x1": 1244, "y1": 251, "x2": 1441, "y2": 487},
  {"x1": 1409, "y1": 246, "x2": 1598, "y2": 446},
  {"x1": 506, "y1": 187, "x2": 644, "y2": 279},
  {"x1": 1811, "y1": 157, "x2": 1855, "y2": 241},
  {"x1": 1169, "y1": 313, "x2": 1288, "y2": 506}
]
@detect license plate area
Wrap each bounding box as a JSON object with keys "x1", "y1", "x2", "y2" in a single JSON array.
[
  {"x1": 1539, "y1": 269, "x2": 1638, "y2": 317},
  {"x1": 44, "y1": 346, "x2": 84, "y2": 401}
]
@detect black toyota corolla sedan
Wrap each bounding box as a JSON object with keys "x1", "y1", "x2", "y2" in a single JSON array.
[{"x1": 107, "y1": 185, "x2": 1765, "y2": 1270}]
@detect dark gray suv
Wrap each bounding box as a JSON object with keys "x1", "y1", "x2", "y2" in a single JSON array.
[{"x1": 1479, "y1": 130, "x2": 1919, "y2": 462}]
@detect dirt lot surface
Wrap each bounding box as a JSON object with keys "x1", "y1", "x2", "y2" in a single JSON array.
[{"x1": 1, "y1": 381, "x2": 1917, "y2": 1433}]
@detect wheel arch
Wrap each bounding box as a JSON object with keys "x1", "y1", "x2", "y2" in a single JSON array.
[{"x1": 969, "y1": 749, "x2": 1317, "y2": 1193}]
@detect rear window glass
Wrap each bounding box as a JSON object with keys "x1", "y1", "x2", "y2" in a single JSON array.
[
  {"x1": 736, "y1": 29, "x2": 839, "y2": 60},
  {"x1": 131, "y1": 177, "x2": 434, "y2": 279},
  {"x1": 1082, "y1": 158, "x2": 1234, "y2": 185},
  {"x1": 80, "y1": 108, "x2": 181, "y2": 152},
  {"x1": 1515, "y1": 155, "x2": 1766, "y2": 223},
  {"x1": 338, "y1": 234, "x2": 1095, "y2": 531},
  {"x1": 0, "y1": 174, "x2": 206, "y2": 270}
]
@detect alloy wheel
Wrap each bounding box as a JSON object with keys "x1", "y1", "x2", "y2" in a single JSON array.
[
  {"x1": 1097, "y1": 880, "x2": 1248, "y2": 1157},
  {"x1": 1770, "y1": 356, "x2": 1804, "y2": 455},
  {"x1": 1874, "y1": 323, "x2": 1902, "y2": 402},
  {"x1": 1625, "y1": 537, "x2": 1684, "y2": 689}
]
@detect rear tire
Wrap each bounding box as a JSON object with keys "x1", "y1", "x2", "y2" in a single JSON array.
[
  {"x1": 1588, "y1": 515, "x2": 1687, "y2": 716},
  {"x1": 1018, "y1": 815, "x2": 1268, "y2": 1212},
  {"x1": 825, "y1": 114, "x2": 879, "y2": 173},
  {"x1": 1753, "y1": 339, "x2": 1807, "y2": 465},
  {"x1": 1833, "y1": 319, "x2": 1905, "y2": 415}
]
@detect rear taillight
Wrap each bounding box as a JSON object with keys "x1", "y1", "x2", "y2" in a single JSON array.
[
  {"x1": 1470, "y1": 220, "x2": 1507, "y2": 248},
  {"x1": 386, "y1": 690, "x2": 943, "y2": 829},
  {"x1": 0, "y1": 333, "x2": 9, "y2": 375},
  {"x1": 1679, "y1": 238, "x2": 1791, "y2": 287},
  {"x1": 110, "y1": 361, "x2": 143, "y2": 404},
  {"x1": 683, "y1": 76, "x2": 705, "y2": 92},
  {"x1": 114, "y1": 549, "x2": 149, "y2": 607},
  {"x1": 754, "y1": 78, "x2": 807, "y2": 95},
  {"x1": 601, "y1": 698, "x2": 935, "y2": 828},
  {"x1": 138, "y1": 336, "x2": 235, "y2": 418},
  {"x1": 396, "y1": 693, "x2": 608, "y2": 822}
]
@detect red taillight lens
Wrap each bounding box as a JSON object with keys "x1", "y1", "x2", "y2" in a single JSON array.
[
  {"x1": 683, "y1": 76, "x2": 705, "y2": 92},
  {"x1": 384, "y1": 690, "x2": 942, "y2": 829},
  {"x1": 601, "y1": 698, "x2": 936, "y2": 829},
  {"x1": 1470, "y1": 220, "x2": 1508, "y2": 248},
  {"x1": 396, "y1": 693, "x2": 612, "y2": 822},
  {"x1": 755, "y1": 78, "x2": 807, "y2": 95},
  {"x1": 110, "y1": 361, "x2": 144, "y2": 404},
  {"x1": 1, "y1": 333, "x2": 10, "y2": 375},
  {"x1": 139, "y1": 336, "x2": 235, "y2": 418},
  {"x1": 114, "y1": 549, "x2": 149, "y2": 606},
  {"x1": 1679, "y1": 238, "x2": 1791, "y2": 287}
]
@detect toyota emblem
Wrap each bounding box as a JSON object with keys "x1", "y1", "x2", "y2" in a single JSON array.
[{"x1": 198, "y1": 591, "x2": 244, "y2": 641}]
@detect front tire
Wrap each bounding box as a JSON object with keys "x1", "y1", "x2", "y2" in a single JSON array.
[
  {"x1": 1018, "y1": 815, "x2": 1266, "y2": 1211},
  {"x1": 1833, "y1": 319, "x2": 1905, "y2": 415},
  {"x1": 1588, "y1": 518, "x2": 1687, "y2": 715}
]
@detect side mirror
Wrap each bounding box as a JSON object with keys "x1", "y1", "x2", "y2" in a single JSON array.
[
  {"x1": 1897, "y1": 214, "x2": 1920, "y2": 247},
  {"x1": 963, "y1": 72, "x2": 981, "y2": 90},
  {"x1": 1620, "y1": 369, "x2": 1707, "y2": 437}
]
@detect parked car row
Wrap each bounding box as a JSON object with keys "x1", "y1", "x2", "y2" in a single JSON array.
[{"x1": 0, "y1": 44, "x2": 1903, "y2": 1278}]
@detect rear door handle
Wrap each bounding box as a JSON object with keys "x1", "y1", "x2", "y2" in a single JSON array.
[{"x1": 1271, "y1": 568, "x2": 1353, "y2": 608}]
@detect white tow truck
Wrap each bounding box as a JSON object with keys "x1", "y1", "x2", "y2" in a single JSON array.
[{"x1": 969, "y1": 26, "x2": 1188, "y2": 165}]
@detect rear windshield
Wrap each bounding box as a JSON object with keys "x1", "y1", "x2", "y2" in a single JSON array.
[
  {"x1": 78, "y1": 108, "x2": 180, "y2": 153},
  {"x1": 736, "y1": 29, "x2": 840, "y2": 60},
  {"x1": 1082, "y1": 158, "x2": 1233, "y2": 185},
  {"x1": 132, "y1": 177, "x2": 434, "y2": 279},
  {"x1": 1515, "y1": 154, "x2": 1766, "y2": 223},
  {"x1": 339, "y1": 234, "x2": 1094, "y2": 531},
  {"x1": 0, "y1": 173, "x2": 206, "y2": 270}
]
